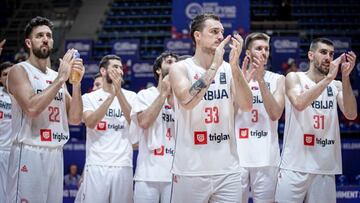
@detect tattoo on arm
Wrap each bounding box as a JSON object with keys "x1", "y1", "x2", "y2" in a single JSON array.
[{"x1": 189, "y1": 78, "x2": 207, "y2": 96}]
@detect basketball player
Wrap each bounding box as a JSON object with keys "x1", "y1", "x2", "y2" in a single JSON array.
[
  {"x1": 92, "y1": 72, "x2": 103, "y2": 91},
  {"x1": 275, "y1": 38, "x2": 357, "y2": 203},
  {"x1": 6, "y1": 16, "x2": 84, "y2": 203},
  {"x1": 0, "y1": 61, "x2": 13, "y2": 203},
  {"x1": 80, "y1": 55, "x2": 136, "y2": 203},
  {"x1": 130, "y1": 51, "x2": 178, "y2": 203},
  {"x1": 235, "y1": 33, "x2": 285, "y2": 203},
  {"x1": 169, "y1": 13, "x2": 253, "y2": 202}
]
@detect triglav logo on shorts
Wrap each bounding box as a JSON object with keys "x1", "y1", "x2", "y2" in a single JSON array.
[
  {"x1": 97, "y1": 121, "x2": 107, "y2": 131},
  {"x1": 194, "y1": 131, "x2": 207, "y2": 145},
  {"x1": 239, "y1": 128, "x2": 249, "y2": 139},
  {"x1": 40, "y1": 129, "x2": 52, "y2": 142},
  {"x1": 304, "y1": 134, "x2": 315, "y2": 146},
  {"x1": 154, "y1": 145, "x2": 165, "y2": 156}
]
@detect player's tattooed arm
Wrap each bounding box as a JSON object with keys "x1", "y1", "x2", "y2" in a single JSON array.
[{"x1": 184, "y1": 65, "x2": 217, "y2": 104}]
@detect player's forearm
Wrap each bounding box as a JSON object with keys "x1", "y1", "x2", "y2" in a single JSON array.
[
  {"x1": 180, "y1": 65, "x2": 218, "y2": 109},
  {"x1": 116, "y1": 90, "x2": 132, "y2": 124},
  {"x1": 232, "y1": 64, "x2": 252, "y2": 112},
  {"x1": 341, "y1": 77, "x2": 357, "y2": 120},
  {"x1": 84, "y1": 95, "x2": 114, "y2": 129},
  {"x1": 137, "y1": 93, "x2": 167, "y2": 129},
  {"x1": 25, "y1": 78, "x2": 65, "y2": 118},
  {"x1": 291, "y1": 77, "x2": 332, "y2": 111},
  {"x1": 68, "y1": 84, "x2": 83, "y2": 125},
  {"x1": 258, "y1": 78, "x2": 283, "y2": 120}
]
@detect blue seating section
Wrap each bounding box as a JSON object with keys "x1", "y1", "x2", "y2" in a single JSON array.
[{"x1": 93, "y1": 0, "x2": 172, "y2": 60}]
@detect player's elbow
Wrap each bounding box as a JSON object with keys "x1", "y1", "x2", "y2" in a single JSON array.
[
  {"x1": 344, "y1": 112, "x2": 357, "y2": 121},
  {"x1": 68, "y1": 118, "x2": 82, "y2": 126},
  {"x1": 25, "y1": 107, "x2": 42, "y2": 118}
]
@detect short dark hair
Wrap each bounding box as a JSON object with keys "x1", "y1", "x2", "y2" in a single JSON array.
[
  {"x1": 99, "y1": 54, "x2": 122, "y2": 69},
  {"x1": 24, "y1": 16, "x2": 54, "y2": 39},
  {"x1": 153, "y1": 51, "x2": 178, "y2": 81},
  {"x1": 190, "y1": 13, "x2": 220, "y2": 47},
  {"x1": 310, "y1": 38, "x2": 334, "y2": 51},
  {"x1": 0, "y1": 61, "x2": 14, "y2": 75},
  {"x1": 244, "y1": 32, "x2": 270, "y2": 50}
]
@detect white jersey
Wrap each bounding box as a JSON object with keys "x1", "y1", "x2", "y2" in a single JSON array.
[
  {"x1": 10, "y1": 62, "x2": 69, "y2": 147},
  {"x1": 82, "y1": 88, "x2": 136, "y2": 167},
  {"x1": 0, "y1": 87, "x2": 12, "y2": 150},
  {"x1": 172, "y1": 58, "x2": 240, "y2": 176},
  {"x1": 280, "y1": 72, "x2": 342, "y2": 174},
  {"x1": 130, "y1": 87, "x2": 175, "y2": 182},
  {"x1": 235, "y1": 71, "x2": 282, "y2": 167}
]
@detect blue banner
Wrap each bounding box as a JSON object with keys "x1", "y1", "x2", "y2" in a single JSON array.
[
  {"x1": 65, "y1": 40, "x2": 93, "y2": 61},
  {"x1": 164, "y1": 38, "x2": 193, "y2": 56},
  {"x1": 130, "y1": 60, "x2": 156, "y2": 92},
  {"x1": 171, "y1": 0, "x2": 250, "y2": 38},
  {"x1": 111, "y1": 39, "x2": 140, "y2": 60},
  {"x1": 329, "y1": 37, "x2": 352, "y2": 57},
  {"x1": 270, "y1": 36, "x2": 300, "y2": 75}
]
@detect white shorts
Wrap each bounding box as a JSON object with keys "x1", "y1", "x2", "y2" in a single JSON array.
[
  {"x1": 171, "y1": 173, "x2": 243, "y2": 203},
  {"x1": 6, "y1": 143, "x2": 64, "y2": 203},
  {"x1": 82, "y1": 165, "x2": 133, "y2": 203},
  {"x1": 0, "y1": 149, "x2": 10, "y2": 203},
  {"x1": 240, "y1": 166, "x2": 278, "y2": 203},
  {"x1": 275, "y1": 169, "x2": 336, "y2": 203},
  {"x1": 134, "y1": 181, "x2": 171, "y2": 203}
]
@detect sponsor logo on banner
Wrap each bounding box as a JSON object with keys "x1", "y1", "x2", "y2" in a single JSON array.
[
  {"x1": 239, "y1": 128, "x2": 249, "y2": 139},
  {"x1": 97, "y1": 121, "x2": 107, "y2": 131},
  {"x1": 185, "y1": 2, "x2": 236, "y2": 19},
  {"x1": 165, "y1": 39, "x2": 192, "y2": 55},
  {"x1": 65, "y1": 40, "x2": 92, "y2": 60},
  {"x1": 132, "y1": 62, "x2": 153, "y2": 78},
  {"x1": 154, "y1": 145, "x2": 165, "y2": 156},
  {"x1": 304, "y1": 134, "x2": 315, "y2": 146},
  {"x1": 112, "y1": 39, "x2": 139, "y2": 58},
  {"x1": 40, "y1": 129, "x2": 52, "y2": 142},
  {"x1": 194, "y1": 131, "x2": 207, "y2": 145}
]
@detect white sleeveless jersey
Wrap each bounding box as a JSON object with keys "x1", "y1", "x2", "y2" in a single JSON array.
[
  {"x1": 172, "y1": 58, "x2": 240, "y2": 176},
  {"x1": 10, "y1": 62, "x2": 69, "y2": 147},
  {"x1": 0, "y1": 87, "x2": 12, "y2": 150},
  {"x1": 235, "y1": 71, "x2": 282, "y2": 167},
  {"x1": 82, "y1": 88, "x2": 136, "y2": 167},
  {"x1": 131, "y1": 87, "x2": 175, "y2": 182},
  {"x1": 280, "y1": 72, "x2": 342, "y2": 174}
]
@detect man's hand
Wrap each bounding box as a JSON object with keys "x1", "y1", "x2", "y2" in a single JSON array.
[
  {"x1": 0, "y1": 39, "x2": 6, "y2": 56},
  {"x1": 58, "y1": 49, "x2": 76, "y2": 83},
  {"x1": 229, "y1": 34, "x2": 244, "y2": 66},
  {"x1": 327, "y1": 53, "x2": 345, "y2": 81},
  {"x1": 341, "y1": 51, "x2": 357, "y2": 78},
  {"x1": 211, "y1": 35, "x2": 231, "y2": 69},
  {"x1": 252, "y1": 53, "x2": 266, "y2": 81},
  {"x1": 241, "y1": 56, "x2": 255, "y2": 82},
  {"x1": 108, "y1": 68, "x2": 122, "y2": 95},
  {"x1": 159, "y1": 74, "x2": 171, "y2": 97}
]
